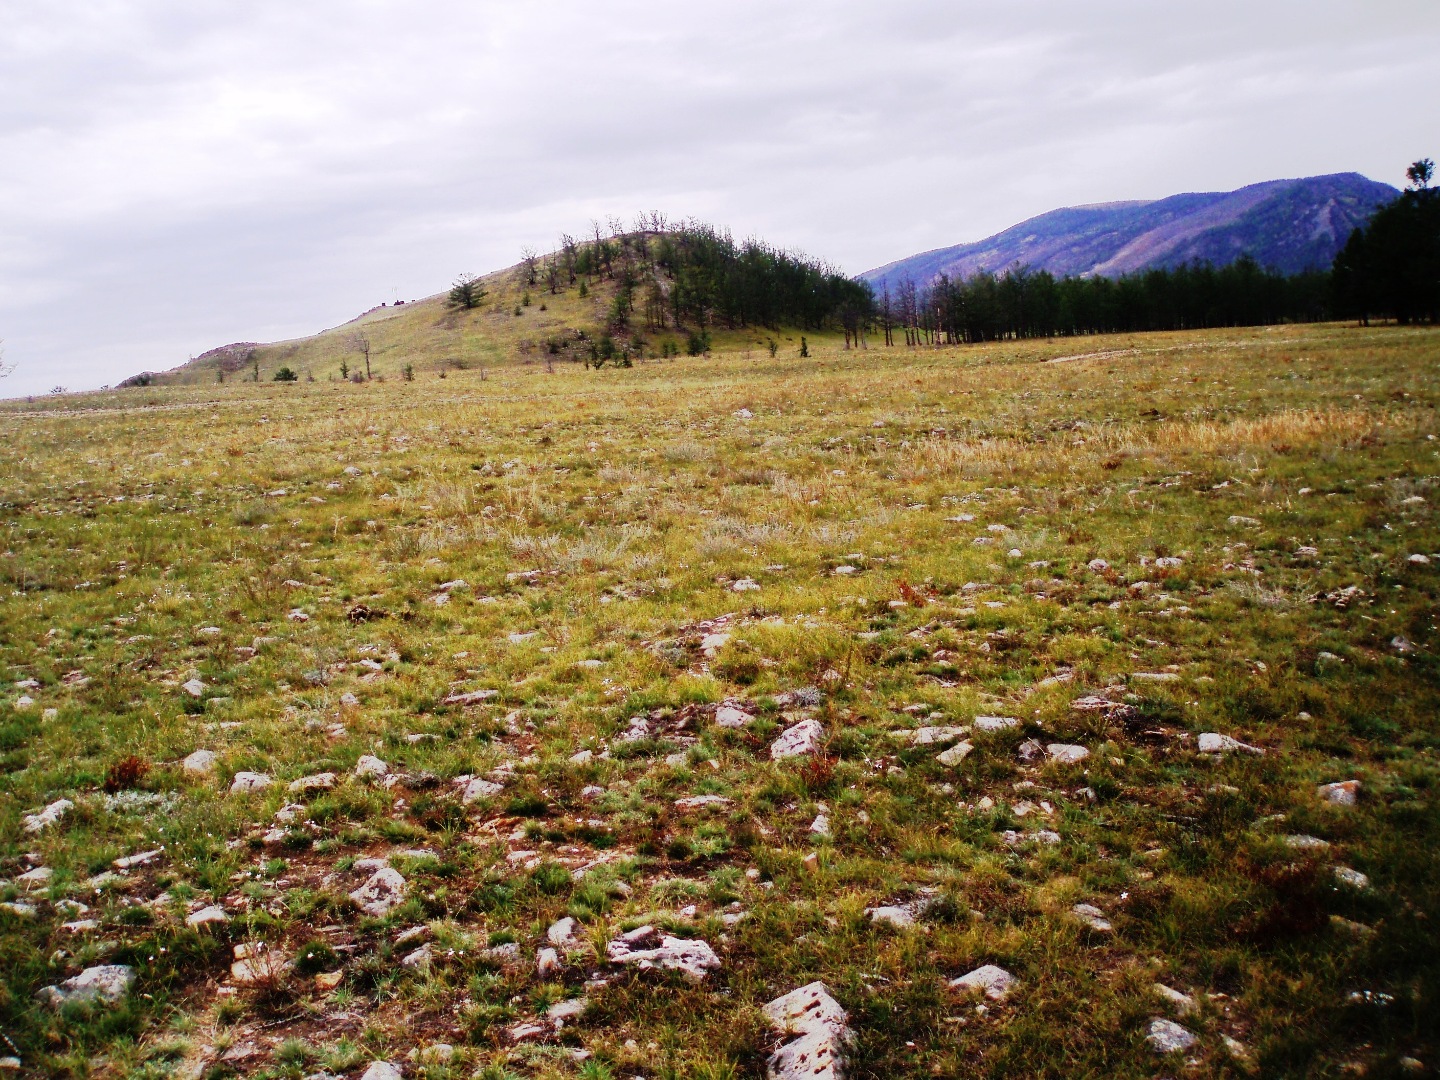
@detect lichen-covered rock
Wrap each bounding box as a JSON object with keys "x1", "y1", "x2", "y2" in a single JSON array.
[
  {"x1": 37, "y1": 965, "x2": 135, "y2": 1009},
  {"x1": 1318, "y1": 780, "x2": 1360, "y2": 805},
  {"x1": 1197, "y1": 732, "x2": 1264, "y2": 755},
  {"x1": 1146, "y1": 1017, "x2": 1197, "y2": 1053},
  {"x1": 1047, "y1": 743, "x2": 1089, "y2": 764},
  {"x1": 349, "y1": 867, "x2": 407, "y2": 917},
  {"x1": 229, "y1": 771, "x2": 272, "y2": 794},
  {"x1": 182, "y1": 749, "x2": 217, "y2": 776},
  {"x1": 770, "y1": 719, "x2": 825, "y2": 760},
  {"x1": 762, "y1": 981, "x2": 852, "y2": 1080},
  {"x1": 950, "y1": 964, "x2": 1016, "y2": 1001},
  {"x1": 354, "y1": 755, "x2": 389, "y2": 779},
  {"x1": 605, "y1": 925, "x2": 721, "y2": 982},
  {"x1": 23, "y1": 798, "x2": 72, "y2": 833},
  {"x1": 288, "y1": 772, "x2": 335, "y2": 793}
]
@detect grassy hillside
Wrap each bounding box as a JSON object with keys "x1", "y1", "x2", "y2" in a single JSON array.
[
  {"x1": 2, "y1": 324, "x2": 1438, "y2": 1078},
  {"x1": 146, "y1": 228, "x2": 860, "y2": 388}
]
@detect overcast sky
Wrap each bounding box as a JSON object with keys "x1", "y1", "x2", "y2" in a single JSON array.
[{"x1": 1, "y1": 0, "x2": 1435, "y2": 396}]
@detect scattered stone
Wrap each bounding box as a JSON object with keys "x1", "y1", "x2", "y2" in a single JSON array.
[
  {"x1": 548, "y1": 917, "x2": 580, "y2": 947},
  {"x1": 229, "y1": 772, "x2": 272, "y2": 794},
  {"x1": 480, "y1": 942, "x2": 521, "y2": 965},
  {"x1": 762, "y1": 981, "x2": 853, "y2": 1080},
  {"x1": 950, "y1": 964, "x2": 1016, "y2": 1001},
  {"x1": 349, "y1": 867, "x2": 407, "y2": 917},
  {"x1": 715, "y1": 704, "x2": 754, "y2": 728},
  {"x1": 1334, "y1": 866, "x2": 1370, "y2": 889},
  {"x1": 732, "y1": 578, "x2": 761, "y2": 592},
  {"x1": 37, "y1": 965, "x2": 135, "y2": 1009},
  {"x1": 509, "y1": 1021, "x2": 549, "y2": 1043},
  {"x1": 973, "y1": 715, "x2": 1019, "y2": 732},
  {"x1": 1087, "y1": 558, "x2": 1109, "y2": 571},
  {"x1": 1284, "y1": 834, "x2": 1330, "y2": 851},
  {"x1": 1197, "y1": 732, "x2": 1264, "y2": 755},
  {"x1": 771, "y1": 719, "x2": 825, "y2": 760},
  {"x1": 289, "y1": 772, "x2": 336, "y2": 793},
  {"x1": 536, "y1": 947, "x2": 562, "y2": 976},
  {"x1": 13, "y1": 696, "x2": 33, "y2": 711},
  {"x1": 1146, "y1": 1017, "x2": 1198, "y2": 1053},
  {"x1": 401, "y1": 943, "x2": 433, "y2": 969},
  {"x1": 1131, "y1": 672, "x2": 1180, "y2": 683},
  {"x1": 23, "y1": 798, "x2": 73, "y2": 833},
  {"x1": 605, "y1": 925, "x2": 721, "y2": 982},
  {"x1": 417, "y1": 1044, "x2": 454, "y2": 1065},
  {"x1": 17, "y1": 866, "x2": 52, "y2": 889},
  {"x1": 1319, "y1": 780, "x2": 1360, "y2": 806},
  {"x1": 461, "y1": 777, "x2": 504, "y2": 803},
  {"x1": 1152, "y1": 983, "x2": 1197, "y2": 1016},
  {"x1": 908, "y1": 725, "x2": 969, "y2": 745},
  {"x1": 354, "y1": 755, "x2": 389, "y2": 779},
  {"x1": 936, "y1": 741, "x2": 974, "y2": 767},
  {"x1": 569, "y1": 749, "x2": 593, "y2": 765},
  {"x1": 182, "y1": 749, "x2": 217, "y2": 776},
  {"x1": 833, "y1": 565, "x2": 857, "y2": 576},
  {"x1": 581, "y1": 785, "x2": 606, "y2": 800},
  {"x1": 359, "y1": 1063, "x2": 403, "y2": 1080},
  {"x1": 1228, "y1": 515, "x2": 1261, "y2": 527},
  {"x1": 675, "y1": 795, "x2": 734, "y2": 811},
  {"x1": 181, "y1": 679, "x2": 206, "y2": 698},
  {"x1": 1047, "y1": 743, "x2": 1089, "y2": 764},
  {"x1": 548, "y1": 996, "x2": 587, "y2": 1028},
  {"x1": 61, "y1": 919, "x2": 99, "y2": 933},
  {"x1": 443, "y1": 689, "x2": 499, "y2": 706},
  {"x1": 1072, "y1": 903, "x2": 1112, "y2": 931},
  {"x1": 1016, "y1": 739, "x2": 1045, "y2": 762},
  {"x1": 0, "y1": 903, "x2": 37, "y2": 918},
  {"x1": 186, "y1": 905, "x2": 229, "y2": 928},
  {"x1": 867, "y1": 904, "x2": 917, "y2": 929},
  {"x1": 113, "y1": 849, "x2": 163, "y2": 870},
  {"x1": 1408, "y1": 553, "x2": 1431, "y2": 565}
]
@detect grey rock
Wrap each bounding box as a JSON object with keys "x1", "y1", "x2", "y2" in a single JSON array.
[
  {"x1": 770, "y1": 719, "x2": 825, "y2": 760},
  {"x1": 763, "y1": 981, "x2": 852, "y2": 1080},
  {"x1": 605, "y1": 925, "x2": 721, "y2": 982},
  {"x1": 950, "y1": 964, "x2": 1015, "y2": 1001},
  {"x1": 229, "y1": 771, "x2": 272, "y2": 794},
  {"x1": 1146, "y1": 1017, "x2": 1197, "y2": 1053},
  {"x1": 23, "y1": 798, "x2": 72, "y2": 833},
  {"x1": 288, "y1": 772, "x2": 336, "y2": 793},
  {"x1": 182, "y1": 750, "x2": 218, "y2": 776},
  {"x1": 349, "y1": 867, "x2": 407, "y2": 917},
  {"x1": 37, "y1": 965, "x2": 135, "y2": 1009}
]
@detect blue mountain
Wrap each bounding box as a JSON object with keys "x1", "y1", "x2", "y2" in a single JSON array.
[{"x1": 861, "y1": 172, "x2": 1398, "y2": 289}]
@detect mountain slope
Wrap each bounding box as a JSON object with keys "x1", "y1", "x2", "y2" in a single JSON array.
[{"x1": 862, "y1": 172, "x2": 1397, "y2": 290}]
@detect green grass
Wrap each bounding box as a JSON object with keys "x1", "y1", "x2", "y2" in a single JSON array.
[{"x1": 1, "y1": 322, "x2": 1437, "y2": 1078}]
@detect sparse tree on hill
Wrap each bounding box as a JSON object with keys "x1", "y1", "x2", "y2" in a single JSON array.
[
  {"x1": 347, "y1": 332, "x2": 373, "y2": 379},
  {"x1": 544, "y1": 254, "x2": 561, "y2": 294},
  {"x1": 273, "y1": 366, "x2": 298, "y2": 382},
  {"x1": 520, "y1": 247, "x2": 539, "y2": 286},
  {"x1": 0, "y1": 341, "x2": 11, "y2": 379},
  {"x1": 448, "y1": 274, "x2": 487, "y2": 310},
  {"x1": 1408, "y1": 158, "x2": 1434, "y2": 190}
]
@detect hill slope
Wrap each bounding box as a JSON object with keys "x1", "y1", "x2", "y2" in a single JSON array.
[{"x1": 862, "y1": 172, "x2": 1397, "y2": 290}]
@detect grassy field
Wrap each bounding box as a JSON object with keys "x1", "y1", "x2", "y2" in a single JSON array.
[{"x1": 1, "y1": 322, "x2": 1437, "y2": 1079}]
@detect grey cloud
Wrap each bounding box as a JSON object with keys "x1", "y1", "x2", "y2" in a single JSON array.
[{"x1": 1, "y1": 0, "x2": 1435, "y2": 394}]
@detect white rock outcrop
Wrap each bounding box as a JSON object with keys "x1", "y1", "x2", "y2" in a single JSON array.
[
  {"x1": 349, "y1": 867, "x2": 407, "y2": 917},
  {"x1": 762, "y1": 981, "x2": 853, "y2": 1080},
  {"x1": 1197, "y1": 732, "x2": 1264, "y2": 755},
  {"x1": 770, "y1": 719, "x2": 825, "y2": 760},
  {"x1": 605, "y1": 925, "x2": 721, "y2": 982},
  {"x1": 182, "y1": 749, "x2": 217, "y2": 776},
  {"x1": 23, "y1": 798, "x2": 73, "y2": 833}
]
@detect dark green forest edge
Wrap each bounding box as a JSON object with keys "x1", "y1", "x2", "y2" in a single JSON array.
[{"x1": 570, "y1": 161, "x2": 1436, "y2": 359}]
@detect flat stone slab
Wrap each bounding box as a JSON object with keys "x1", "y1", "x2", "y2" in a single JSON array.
[
  {"x1": 229, "y1": 772, "x2": 272, "y2": 794},
  {"x1": 1198, "y1": 732, "x2": 1264, "y2": 755},
  {"x1": 950, "y1": 964, "x2": 1016, "y2": 1001}
]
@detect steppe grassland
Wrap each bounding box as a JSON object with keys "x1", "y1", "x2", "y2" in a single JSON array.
[{"x1": 1, "y1": 323, "x2": 1437, "y2": 1079}]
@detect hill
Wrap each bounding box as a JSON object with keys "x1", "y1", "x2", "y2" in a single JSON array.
[
  {"x1": 862, "y1": 172, "x2": 1398, "y2": 290},
  {"x1": 134, "y1": 225, "x2": 871, "y2": 387}
]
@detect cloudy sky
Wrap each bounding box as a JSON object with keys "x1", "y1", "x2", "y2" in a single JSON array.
[{"x1": 1, "y1": 0, "x2": 1435, "y2": 396}]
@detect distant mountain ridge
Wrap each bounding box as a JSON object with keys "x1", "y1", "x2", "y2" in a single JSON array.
[{"x1": 861, "y1": 172, "x2": 1398, "y2": 289}]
